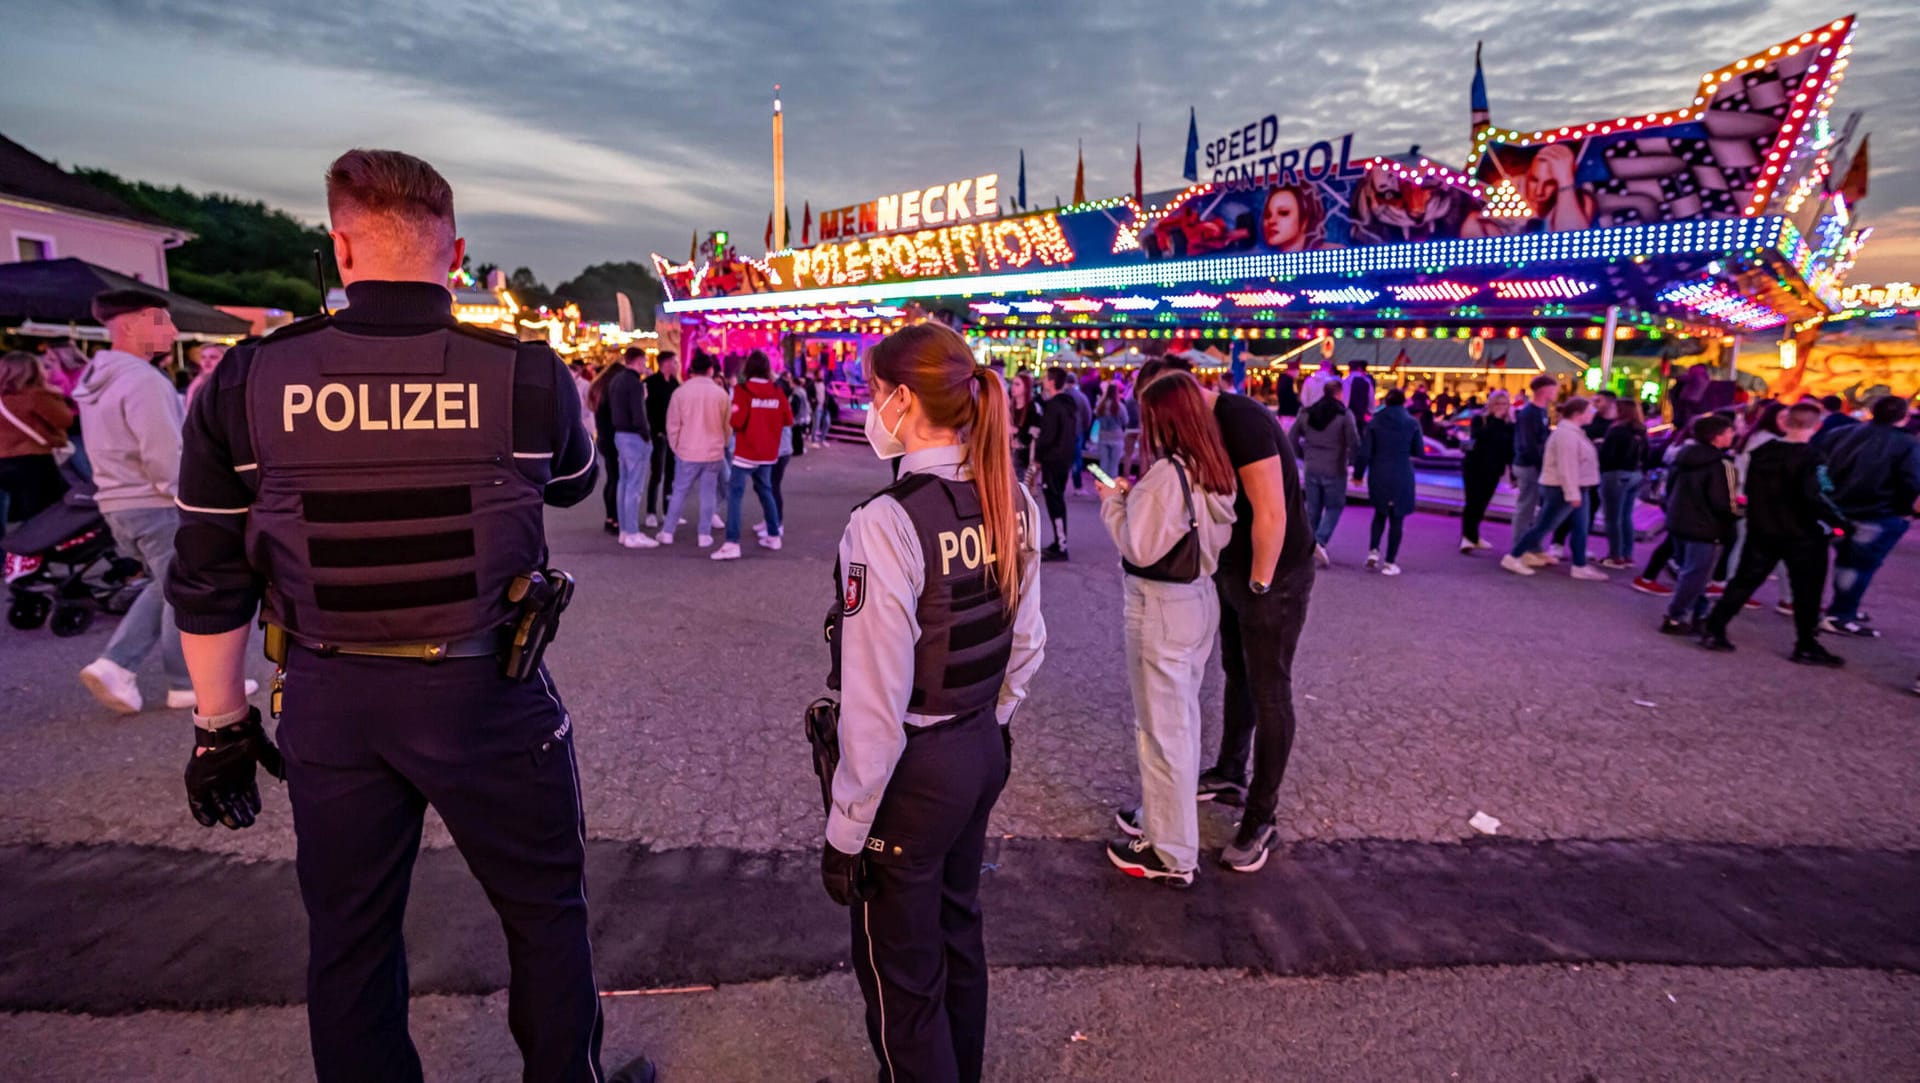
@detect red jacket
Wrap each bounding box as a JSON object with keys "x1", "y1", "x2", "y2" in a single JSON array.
[{"x1": 730, "y1": 379, "x2": 793, "y2": 466}]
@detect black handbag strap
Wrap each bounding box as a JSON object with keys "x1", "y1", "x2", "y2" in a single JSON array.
[{"x1": 1172, "y1": 456, "x2": 1197, "y2": 530}]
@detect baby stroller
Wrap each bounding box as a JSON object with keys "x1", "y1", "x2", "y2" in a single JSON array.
[{"x1": 3, "y1": 461, "x2": 144, "y2": 637}]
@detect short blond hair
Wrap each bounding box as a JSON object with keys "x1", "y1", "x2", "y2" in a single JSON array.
[{"x1": 325, "y1": 149, "x2": 456, "y2": 256}]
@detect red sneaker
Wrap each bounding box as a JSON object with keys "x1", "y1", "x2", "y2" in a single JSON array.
[
  {"x1": 3, "y1": 552, "x2": 42, "y2": 583},
  {"x1": 1630, "y1": 576, "x2": 1673, "y2": 597}
]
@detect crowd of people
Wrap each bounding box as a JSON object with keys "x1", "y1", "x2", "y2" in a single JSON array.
[
  {"x1": 579, "y1": 345, "x2": 820, "y2": 559},
  {"x1": 0, "y1": 293, "x2": 258, "y2": 713},
  {"x1": 1033, "y1": 354, "x2": 1917, "y2": 678}
]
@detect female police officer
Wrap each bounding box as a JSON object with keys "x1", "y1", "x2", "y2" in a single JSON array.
[{"x1": 823, "y1": 322, "x2": 1046, "y2": 1083}]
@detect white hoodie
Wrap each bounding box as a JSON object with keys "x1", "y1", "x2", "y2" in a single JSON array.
[
  {"x1": 70, "y1": 349, "x2": 184, "y2": 514},
  {"x1": 1099, "y1": 454, "x2": 1238, "y2": 577}
]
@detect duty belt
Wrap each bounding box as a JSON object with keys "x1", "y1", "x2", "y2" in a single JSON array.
[
  {"x1": 290, "y1": 631, "x2": 503, "y2": 662},
  {"x1": 263, "y1": 621, "x2": 502, "y2": 664}
]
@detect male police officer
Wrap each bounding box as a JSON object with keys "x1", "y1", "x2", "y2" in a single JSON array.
[{"x1": 166, "y1": 149, "x2": 651, "y2": 1083}]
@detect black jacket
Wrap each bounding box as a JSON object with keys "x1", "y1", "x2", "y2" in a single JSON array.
[
  {"x1": 1035, "y1": 393, "x2": 1079, "y2": 466},
  {"x1": 1464, "y1": 412, "x2": 1514, "y2": 472},
  {"x1": 644, "y1": 372, "x2": 677, "y2": 434},
  {"x1": 606, "y1": 365, "x2": 650, "y2": 440},
  {"x1": 1597, "y1": 421, "x2": 1648, "y2": 473},
  {"x1": 1820, "y1": 421, "x2": 1920, "y2": 519},
  {"x1": 1513, "y1": 403, "x2": 1550, "y2": 468},
  {"x1": 1743, "y1": 440, "x2": 1848, "y2": 543},
  {"x1": 1664, "y1": 442, "x2": 1738, "y2": 543}
]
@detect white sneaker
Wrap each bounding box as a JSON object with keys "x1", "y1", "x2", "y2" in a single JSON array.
[
  {"x1": 1473, "y1": 538, "x2": 1492, "y2": 551},
  {"x1": 710, "y1": 541, "x2": 742, "y2": 561},
  {"x1": 80, "y1": 658, "x2": 142, "y2": 714},
  {"x1": 166, "y1": 680, "x2": 261, "y2": 711},
  {"x1": 1522, "y1": 550, "x2": 1558, "y2": 568},
  {"x1": 644, "y1": 514, "x2": 660, "y2": 529},
  {"x1": 1380, "y1": 562, "x2": 1402, "y2": 577},
  {"x1": 697, "y1": 534, "x2": 714, "y2": 548},
  {"x1": 753, "y1": 521, "x2": 769, "y2": 538},
  {"x1": 758, "y1": 534, "x2": 782, "y2": 551},
  {"x1": 1500, "y1": 554, "x2": 1535, "y2": 577},
  {"x1": 619, "y1": 532, "x2": 660, "y2": 549},
  {"x1": 656, "y1": 531, "x2": 675, "y2": 545},
  {"x1": 1365, "y1": 550, "x2": 1380, "y2": 570},
  {"x1": 1459, "y1": 539, "x2": 1476, "y2": 554},
  {"x1": 710, "y1": 514, "x2": 726, "y2": 530},
  {"x1": 1314, "y1": 544, "x2": 1330, "y2": 568},
  {"x1": 1569, "y1": 564, "x2": 1610, "y2": 582},
  {"x1": 1548, "y1": 544, "x2": 1567, "y2": 561}
]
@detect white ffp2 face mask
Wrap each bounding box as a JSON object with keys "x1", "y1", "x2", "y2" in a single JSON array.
[{"x1": 864, "y1": 387, "x2": 907, "y2": 460}]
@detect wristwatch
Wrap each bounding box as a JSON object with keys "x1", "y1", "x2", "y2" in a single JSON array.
[{"x1": 1249, "y1": 579, "x2": 1271, "y2": 595}]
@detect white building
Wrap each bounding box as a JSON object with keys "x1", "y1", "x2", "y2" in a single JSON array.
[{"x1": 0, "y1": 133, "x2": 189, "y2": 288}]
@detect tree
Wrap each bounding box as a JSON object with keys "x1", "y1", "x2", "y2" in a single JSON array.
[
  {"x1": 507, "y1": 266, "x2": 555, "y2": 309},
  {"x1": 551, "y1": 261, "x2": 666, "y2": 327},
  {"x1": 71, "y1": 167, "x2": 335, "y2": 313}
]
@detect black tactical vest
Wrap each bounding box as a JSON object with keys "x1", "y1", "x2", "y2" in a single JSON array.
[
  {"x1": 889, "y1": 472, "x2": 1016, "y2": 717},
  {"x1": 243, "y1": 321, "x2": 545, "y2": 644}
]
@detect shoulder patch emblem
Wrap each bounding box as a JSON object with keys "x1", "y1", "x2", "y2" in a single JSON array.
[{"x1": 843, "y1": 563, "x2": 868, "y2": 616}]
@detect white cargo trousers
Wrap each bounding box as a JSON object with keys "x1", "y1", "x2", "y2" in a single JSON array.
[{"x1": 1123, "y1": 573, "x2": 1219, "y2": 872}]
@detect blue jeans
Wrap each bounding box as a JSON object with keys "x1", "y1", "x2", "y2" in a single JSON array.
[
  {"x1": 1666, "y1": 538, "x2": 1721, "y2": 624},
  {"x1": 102, "y1": 506, "x2": 189, "y2": 692},
  {"x1": 1509, "y1": 487, "x2": 1589, "y2": 566},
  {"x1": 1829, "y1": 515, "x2": 1908, "y2": 622},
  {"x1": 1509, "y1": 465, "x2": 1543, "y2": 549},
  {"x1": 726, "y1": 462, "x2": 780, "y2": 543},
  {"x1": 1600, "y1": 470, "x2": 1642, "y2": 562},
  {"x1": 661, "y1": 458, "x2": 720, "y2": 537},
  {"x1": 1303, "y1": 473, "x2": 1347, "y2": 547},
  {"x1": 1097, "y1": 441, "x2": 1124, "y2": 480},
  {"x1": 613, "y1": 432, "x2": 649, "y2": 536}
]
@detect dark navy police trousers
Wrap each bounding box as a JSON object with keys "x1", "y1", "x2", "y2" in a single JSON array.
[
  {"x1": 852, "y1": 707, "x2": 1009, "y2": 1083},
  {"x1": 277, "y1": 650, "x2": 605, "y2": 1083}
]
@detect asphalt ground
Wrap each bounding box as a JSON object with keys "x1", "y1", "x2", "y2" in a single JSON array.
[{"x1": 2, "y1": 444, "x2": 1916, "y2": 1080}]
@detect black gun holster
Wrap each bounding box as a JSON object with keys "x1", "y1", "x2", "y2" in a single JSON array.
[
  {"x1": 805, "y1": 697, "x2": 841, "y2": 815},
  {"x1": 505, "y1": 569, "x2": 575, "y2": 681}
]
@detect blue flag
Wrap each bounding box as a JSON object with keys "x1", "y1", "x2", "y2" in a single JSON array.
[
  {"x1": 1182, "y1": 106, "x2": 1199, "y2": 183},
  {"x1": 1017, "y1": 149, "x2": 1027, "y2": 211}
]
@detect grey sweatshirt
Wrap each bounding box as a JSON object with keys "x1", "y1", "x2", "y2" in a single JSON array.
[{"x1": 71, "y1": 349, "x2": 184, "y2": 514}]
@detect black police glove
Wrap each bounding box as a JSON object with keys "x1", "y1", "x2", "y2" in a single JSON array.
[
  {"x1": 821, "y1": 842, "x2": 873, "y2": 907},
  {"x1": 185, "y1": 707, "x2": 285, "y2": 831}
]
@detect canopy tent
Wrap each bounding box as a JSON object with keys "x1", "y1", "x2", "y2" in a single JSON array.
[{"x1": 0, "y1": 258, "x2": 251, "y2": 341}]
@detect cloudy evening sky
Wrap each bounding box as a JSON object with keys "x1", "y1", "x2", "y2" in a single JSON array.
[{"x1": 3, "y1": 1, "x2": 1915, "y2": 286}]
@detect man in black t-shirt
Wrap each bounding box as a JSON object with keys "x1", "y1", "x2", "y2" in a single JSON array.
[{"x1": 1146, "y1": 356, "x2": 1315, "y2": 872}]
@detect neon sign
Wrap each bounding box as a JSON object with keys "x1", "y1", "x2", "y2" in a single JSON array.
[
  {"x1": 817, "y1": 174, "x2": 1000, "y2": 241},
  {"x1": 793, "y1": 212, "x2": 1075, "y2": 289}
]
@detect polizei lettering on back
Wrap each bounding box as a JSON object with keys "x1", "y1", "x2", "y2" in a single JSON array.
[
  {"x1": 936, "y1": 524, "x2": 998, "y2": 576},
  {"x1": 282, "y1": 382, "x2": 481, "y2": 432}
]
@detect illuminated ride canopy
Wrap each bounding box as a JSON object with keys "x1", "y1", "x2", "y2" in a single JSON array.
[{"x1": 655, "y1": 17, "x2": 1864, "y2": 347}]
